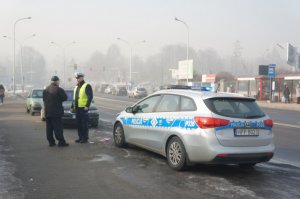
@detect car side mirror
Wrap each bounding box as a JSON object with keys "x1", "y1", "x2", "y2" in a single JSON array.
[{"x1": 125, "y1": 107, "x2": 133, "y2": 113}]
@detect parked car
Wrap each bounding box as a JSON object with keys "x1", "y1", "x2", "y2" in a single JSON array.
[
  {"x1": 26, "y1": 89, "x2": 44, "y2": 116},
  {"x1": 104, "y1": 85, "x2": 116, "y2": 95},
  {"x1": 113, "y1": 86, "x2": 127, "y2": 96},
  {"x1": 113, "y1": 88, "x2": 274, "y2": 170},
  {"x1": 128, "y1": 87, "x2": 147, "y2": 98},
  {"x1": 41, "y1": 89, "x2": 99, "y2": 127},
  {"x1": 99, "y1": 83, "x2": 109, "y2": 93}
]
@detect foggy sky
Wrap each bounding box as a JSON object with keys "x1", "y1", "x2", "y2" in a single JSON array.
[{"x1": 1, "y1": 0, "x2": 300, "y2": 66}]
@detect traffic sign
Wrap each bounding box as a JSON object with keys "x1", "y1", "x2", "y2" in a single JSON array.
[{"x1": 268, "y1": 64, "x2": 276, "y2": 78}]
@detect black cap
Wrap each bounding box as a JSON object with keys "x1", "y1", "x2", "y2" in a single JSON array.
[{"x1": 51, "y1": 76, "x2": 60, "y2": 81}]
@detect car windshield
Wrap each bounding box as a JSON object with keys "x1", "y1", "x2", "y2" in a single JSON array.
[
  {"x1": 204, "y1": 97, "x2": 265, "y2": 119},
  {"x1": 31, "y1": 90, "x2": 43, "y2": 98},
  {"x1": 65, "y1": 90, "x2": 74, "y2": 101},
  {"x1": 138, "y1": 88, "x2": 146, "y2": 91}
]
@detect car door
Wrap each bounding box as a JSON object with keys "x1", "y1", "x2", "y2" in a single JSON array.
[
  {"x1": 144, "y1": 94, "x2": 181, "y2": 152},
  {"x1": 123, "y1": 95, "x2": 162, "y2": 147}
]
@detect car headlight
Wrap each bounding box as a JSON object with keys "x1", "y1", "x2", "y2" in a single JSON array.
[{"x1": 88, "y1": 110, "x2": 98, "y2": 113}]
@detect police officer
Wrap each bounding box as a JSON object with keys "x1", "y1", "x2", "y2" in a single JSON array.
[
  {"x1": 43, "y1": 76, "x2": 69, "y2": 147},
  {"x1": 72, "y1": 72, "x2": 93, "y2": 143}
]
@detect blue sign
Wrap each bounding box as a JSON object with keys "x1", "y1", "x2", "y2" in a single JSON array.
[{"x1": 268, "y1": 64, "x2": 276, "y2": 78}]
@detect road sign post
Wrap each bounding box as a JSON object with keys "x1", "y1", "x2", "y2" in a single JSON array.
[{"x1": 268, "y1": 64, "x2": 276, "y2": 102}]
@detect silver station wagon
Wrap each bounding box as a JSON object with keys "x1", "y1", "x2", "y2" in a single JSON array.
[{"x1": 113, "y1": 88, "x2": 274, "y2": 170}]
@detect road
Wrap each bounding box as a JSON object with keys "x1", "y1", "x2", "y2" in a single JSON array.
[{"x1": 0, "y1": 95, "x2": 299, "y2": 199}]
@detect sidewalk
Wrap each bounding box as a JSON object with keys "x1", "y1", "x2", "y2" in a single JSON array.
[{"x1": 257, "y1": 101, "x2": 300, "y2": 111}]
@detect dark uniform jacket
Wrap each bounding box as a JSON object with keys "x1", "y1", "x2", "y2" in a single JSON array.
[{"x1": 43, "y1": 83, "x2": 67, "y2": 118}]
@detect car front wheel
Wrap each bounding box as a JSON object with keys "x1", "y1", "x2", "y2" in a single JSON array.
[
  {"x1": 113, "y1": 123, "x2": 126, "y2": 147},
  {"x1": 167, "y1": 136, "x2": 187, "y2": 171}
]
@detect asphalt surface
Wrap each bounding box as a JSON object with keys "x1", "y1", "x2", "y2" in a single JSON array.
[{"x1": 0, "y1": 94, "x2": 300, "y2": 199}]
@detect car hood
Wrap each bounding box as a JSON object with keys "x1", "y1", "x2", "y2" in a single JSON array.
[
  {"x1": 29, "y1": 98, "x2": 43, "y2": 104},
  {"x1": 63, "y1": 101, "x2": 97, "y2": 110}
]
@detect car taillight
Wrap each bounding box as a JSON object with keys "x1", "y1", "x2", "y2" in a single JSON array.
[
  {"x1": 264, "y1": 119, "x2": 273, "y2": 128},
  {"x1": 194, "y1": 117, "x2": 229, "y2": 129}
]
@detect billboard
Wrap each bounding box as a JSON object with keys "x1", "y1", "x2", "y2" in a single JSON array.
[
  {"x1": 202, "y1": 74, "x2": 216, "y2": 83},
  {"x1": 178, "y1": 60, "x2": 193, "y2": 80},
  {"x1": 259, "y1": 65, "x2": 269, "y2": 75}
]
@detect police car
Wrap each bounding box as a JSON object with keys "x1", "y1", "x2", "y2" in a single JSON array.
[{"x1": 113, "y1": 87, "x2": 274, "y2": 170}]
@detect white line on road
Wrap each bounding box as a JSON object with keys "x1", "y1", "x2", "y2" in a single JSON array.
[
  {"x1": 97, "y1": 105, "x2": 121, "y2": 111},
  {"x1": 274, "y1": 122, "x2": 300, "y2": 129},
  {"x1": 94, "y1": 96, "x2": 134, "y2": 104}
]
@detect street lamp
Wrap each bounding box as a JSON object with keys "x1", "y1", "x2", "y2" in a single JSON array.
[
  {"x1": 117, "y1": 38, "x2": 146, "y2": 84},
  {"x1": 4, "y1": 33, "x2": 36, "y2": 92},
  {"x1": 13, "y1": 16, "x2": 32, "y2": 94},
  {"x1": 175, "y1": 17, "x2": 190, "y2": 85},
  {"x1": 50, "y1": 41, "x2": 76, "y2": 87}
]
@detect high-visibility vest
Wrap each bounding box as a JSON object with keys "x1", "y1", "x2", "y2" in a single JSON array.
[{"x1": 74, "y1": 83, "x2": 88, "y2": 107}]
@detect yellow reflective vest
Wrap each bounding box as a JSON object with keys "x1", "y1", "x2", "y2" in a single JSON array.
[{"x1": 73, "y1": 83, "x2": 88, "y2": 107}]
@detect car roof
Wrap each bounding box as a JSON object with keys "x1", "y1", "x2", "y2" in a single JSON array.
[{"x1": 153, "y1": 89, "x2": 254, "y2": 100}]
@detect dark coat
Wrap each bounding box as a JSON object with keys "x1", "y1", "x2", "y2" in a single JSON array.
[
  {"x1": 43, "y1": 83, "x2": 67, "y2": 118},
  {"x1": 283, "y1": 87, "x2": 290, "y2": 98},
  {"x1": 0, "y1": 85, "x2": 5, "y2": 97}
]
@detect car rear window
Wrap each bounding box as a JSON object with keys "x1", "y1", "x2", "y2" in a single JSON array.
[{"x1": 204, "y1": 97, "x2": 265, "y2": 119}]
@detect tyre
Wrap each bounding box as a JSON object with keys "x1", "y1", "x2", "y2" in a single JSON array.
[
  {"x1": 26, "y1": 107, "x2": 30, "y2": 113},
  {"x1": 166, "y1": 136, "x2": 187, "y2": 171},
  {"x1": 113, "y1": 123, "x2": 126, "y2": 147}
]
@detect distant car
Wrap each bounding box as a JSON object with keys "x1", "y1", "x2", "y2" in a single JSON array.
[
  {"x1": 113, "y1": 86, "x2": 127, "y2": 96},
  {"x1": 104, "y1": 85, "x2": 116, "y2": 95},
  {"x1": 26, "y1": 89, "x2": 44, "y2": 116},
  {"x1": 41, "y1": 90, "x2": 99, "y2": 127},
  {"x1": 99, "y1": 83, "x2": 109, "y2": 93},
  {"x1": 114, "y1": 89, "x2": 274, "y2": 170},
  {"x1": 128, "y1": 87, "x2": 147, "y2": 98}
]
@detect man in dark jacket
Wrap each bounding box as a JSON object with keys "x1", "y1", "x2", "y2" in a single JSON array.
[
  {"x1": 72, "y1": 72, "x2": 93, "y2": 144},
  {"x1": 283, "y1": 84, "x2": 291, "y2": 103},
  {"x1": 0, "y1": 84, "x2": 5, "y2": 104},
  {"x1": 43, "y1": 76, "x2": 69, "y2": 147}
]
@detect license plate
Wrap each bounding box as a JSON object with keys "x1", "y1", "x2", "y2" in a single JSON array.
[
  {"x1": 234, "y1": 129, "x2": 259, "y2": 136},
  {"x1": 72, "y1": 115, "x2": 76, "y2": 119}
]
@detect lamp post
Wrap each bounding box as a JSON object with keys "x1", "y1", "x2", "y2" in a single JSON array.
[
  {"x1": 117, "y1": 38, "x2": 146, "y2": 84},
  {"x1": 13, "y1": 17, "x2": 32, "y2": 94},
  {"x1": 4, "y1": 34, "x2": 35, "y2": 92},
  {"x1": 51, "y1": 41, "x2": 76, "y2": 87},
  {"x1": 175, "y1": 17, "x2": 190, "y2": 85}
]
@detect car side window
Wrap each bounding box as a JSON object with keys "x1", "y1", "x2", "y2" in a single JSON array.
[
  {"x1": 180, "y1": 96, "x2": 196, "y2": 111},
  {"x1": 134, "y1": 95, "x2": 161, "y2": 113},
  {"x1": 156, "y1": 95, "x2": 180, "y2": 112}
]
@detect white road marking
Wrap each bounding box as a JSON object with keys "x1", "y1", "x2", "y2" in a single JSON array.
[
  {"x1": 94, "y1": 96, "x2": 134, "y2": 104},
  {"x1": 97, "y1": 105, "x2": 121, "y2": 111},
  {"x1": 274, "y1": 122, "x2": 300, "y2": 129}
]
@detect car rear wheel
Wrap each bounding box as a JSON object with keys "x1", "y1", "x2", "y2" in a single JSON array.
[
  {"x1": 113, "y1": 123, "x2": 126, "y2": 147},
  {"x1": 167, "y1": 136, "x2": 187, "y2": 171}
]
